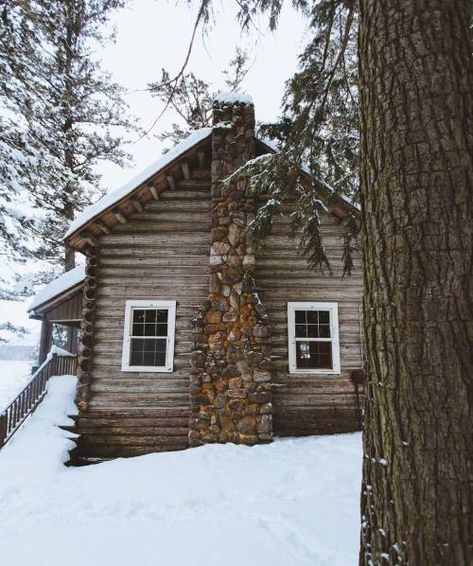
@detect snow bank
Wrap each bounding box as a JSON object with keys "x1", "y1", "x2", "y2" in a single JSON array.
[
  {"x1": 0, "y1": 375, "x2": 362, "y2": 566},
  {"x1": 64, "y1": 128, "x2": 212, "y2": 239},
  {"x1": 27, "y1": 265, "x2": 85, "y2": 312},
  {"x1": 214, "y1": 91, "x2": 254, "y2": 105}
]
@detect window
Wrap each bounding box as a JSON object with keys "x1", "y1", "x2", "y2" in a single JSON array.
[
  {"x1": 288, "y1": 302, "x2": 340, "y2": 374},
  {"x1": 121, "y1": 300, "x2": 176, "y2": 372}
]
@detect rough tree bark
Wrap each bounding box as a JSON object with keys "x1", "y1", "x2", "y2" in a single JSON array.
[{"x1": 359, "y1": 1, "x2": 473, "y2": 564}]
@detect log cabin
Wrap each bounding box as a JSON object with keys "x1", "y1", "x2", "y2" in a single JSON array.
[{"x1": 28, "y1": 94, "x2": 364, "y2": 464}]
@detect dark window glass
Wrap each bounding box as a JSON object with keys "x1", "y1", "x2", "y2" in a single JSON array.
[
  {"x1": 154, "y1": 351, "x2": 166, "y2": 366},
  {"x1": 129, "y1": 307, "x2": 170, "y2": 367},
  {"x1": 296, "y1": 341, "x2": 333, "y2": 370},
  {"x1": 156, "y1": 323, "x2": 168, "y2": 337},
  {"x1": 319, "y1": 311, "x2": 330, "y2": 324},
  {"x1": 307, "y1": 311, "x2": 318, "y2": 324},
  {"x1": 133, "y1": 310, "x2": 145, "y2": 323},
  {"x1": 294, "y1": 309, "x2": 331, "y2": 340},
  {"x1": 295, "y1": 310, "x2": 306, "y2": 324},
  {"x1": 145, "y1": 310, "x2": 157, "y2": 323},
  {"x1": 156, "y1": 310, "x2": 168, "y2": 323},
  {"x1": 129, "y1": 337, "x2": 167, "y2": 367},
  {"x1": 132, "y1": 323, "x2": 144, "y2": 337},
  {"x1": 295, "y1": 324, "x2": 307, "y2": 338}
]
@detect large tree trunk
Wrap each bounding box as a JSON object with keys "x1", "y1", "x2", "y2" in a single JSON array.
[{"x1": 358, "y1": 1, "x2": 473, "y2": 564}]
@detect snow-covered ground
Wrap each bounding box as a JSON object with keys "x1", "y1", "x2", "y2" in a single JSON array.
[
  {"x1": 0, "y1": 375, "x2": 362, "y2": 566},
  {"x1": 0, "y1": 360, "x2": 33, "y2": 411}
]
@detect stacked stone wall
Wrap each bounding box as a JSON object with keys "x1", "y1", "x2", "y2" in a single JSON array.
[{"x1": 189, "y1": 98, "x2": 273, "y2": 446}]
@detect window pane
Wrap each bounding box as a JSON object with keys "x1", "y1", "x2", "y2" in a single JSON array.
[
  {"x1": 156, "y1": 309, "x2": 168, "y2": 323},
  {"x1": 130, "y1": 337, "x2": 167, "y2": 367},
  {"x1": 319, "y1": 324, "x2": 331, "y2": 338},
  {"x1": 296, "y1": 341, "x2": 333, "y2": 370},
  {"x1": 145, "y1": 309, "x2": 157, "y2": 323},
  {"x1": 295, "y1": 309, "x2": 331, "y2": 339},
  {"x1": 307, "y1": 311, "x2": 318, "y2": 324},
  {"x1": 133, "y1": 310, "x2": 145, "y2": 323},
  {"x1": 156, "y1": 323, "x2": 168, "y2": 337},
  {"x1": 143, "y1": 351, "x2": 155, "y2": 366},
  {"x1": 319, "y1": 311, "x2": 330, "y2": 324},
  {"x1": 154, "y1": 351, "x2": 166, "y2": 366},
  {"x1": 295, "y1": 324, "x2": 307, "y2": 338},
  {"x1": 295, "y1": 310, "x2": 306, "y2": 324},
  {"x1": 130, "y1": 338, "x2": 144, "y2": 366},
  {"x1": 307, "y1": 324, "x2": 320, "y2": 338},
  {"x1": 132, "y1": 323, "x2": 144, "y2": 337},
  {"x1": 144, "y1": 323, "x2": 156, "y2": 336}
]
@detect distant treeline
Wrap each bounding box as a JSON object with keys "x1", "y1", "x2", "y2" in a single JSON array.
[{"x1": 0, "y1": 345, "x2": 36, "y2": 361}]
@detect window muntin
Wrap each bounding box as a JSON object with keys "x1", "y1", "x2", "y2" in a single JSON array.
[
  {"x1": 288, "y1": 302, "x2": 340, "y2": 374},
  {"x1": 122, "y1": 300, "x2": 176, "y2": 372}
]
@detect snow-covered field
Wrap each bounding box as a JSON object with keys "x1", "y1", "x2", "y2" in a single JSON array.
[
  {"x1": 0, "y1": 360, "x2": 33, "y2": 411},
  {"x1": 0, "y1": 375, "x2": 362, "y2": 566}
]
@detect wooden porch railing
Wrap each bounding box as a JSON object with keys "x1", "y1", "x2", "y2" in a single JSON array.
[{"x1": 0, "y1": 352, "x2": 77, "y2": 449}]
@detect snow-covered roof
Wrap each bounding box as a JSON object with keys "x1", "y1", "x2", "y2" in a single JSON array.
[
  {"x1": 64, "y1": 128, "x2": 212, "y2": 240},
  {"x1": 28, "y1": 265, "x2": 85, "y2": 313},
  {"x1": 64, "y1": 123, "x2": 357, "y2": 246},
  {"x1": 214, "y1": 92, "x2": 253, "y2": 105}
]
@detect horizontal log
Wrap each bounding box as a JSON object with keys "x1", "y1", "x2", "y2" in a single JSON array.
[
  {"x1": 75, "y1": 443, "x2": 187, "y2": 459},
  {"x1": 78, "y1": 426, "x2": 189, "y2": 437}
]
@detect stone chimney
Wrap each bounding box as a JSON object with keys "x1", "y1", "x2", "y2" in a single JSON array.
[{"x1": 189, "y1": 94, "x2": 272, "y2": 446}]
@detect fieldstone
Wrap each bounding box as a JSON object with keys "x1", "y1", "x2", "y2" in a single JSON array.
[
  {"x1": 226, "y1": 388, "x2": 247, "y2": 399},
  {"x1": 233, "y1": 281, "x2": 243, "y2": 295},
  {"x1": 205, "y1": 309, "x2": 222, "y2": 324},
  {"x1": 228, "y1": 327, "x2": 241, "y2": 342},
  {"x1": 222, "y1": 365, "x2": 239, "y2": 379},
  {"x1": 228, "y1": 223, "x2": 240, "y2": 247},
  {"x1": 253, "y1": 324, "x2": 269, "y2": 338},
  {"x1": 258, "y1": 432, "x2": 273, "y2": 441},
  {"x1": 208, "y1": 332, "x2": 223, "y2": 349},
  {"x1": 228, "y1": 377, "x2": 243, "y2": 389},
  {"x1": 256, "y1": 414, "x2": 272, "y2": 434},
  {"x1": 260, "y1": 402, "x2": 272, "y2": 414},
  {"x1": 247, "y1": 351, "x2": 262, "y2": 364},
  {"x1": 202, "y1": 433, "x2": 219, "y2": 443},
  {"x1": 210, "y1": 273, "x2": 220, "y2": 294},
  {"x1": 227, "y1": 399, "x2": 245, "y2": 413},
  {"x1": 215, "y1": 393, "x2": 226, "y2": 409},
  {"x1": 254, "y1": 370, "x2": 271, "y2": 383},
  {"x1": 232, "y1": 212, "x2": 245, "y2": 226},
  {"x1": 237, "y1": 416, "x2": 256, "y2": 434},
  {"x1": 212, "y1": 226, "x2": 228, "y2": 240},
  {"x1": 210, "y1": 254, "x2": 225, "y2": 266},
  {"x1": 211, "y1": 241, "x2": 230, "y2": 256},
  {"x1": 248, "y1": 390, "x2": 270, "y2": 403},
  {"x1": 223, "y1": 311, "x2": 237, "y2": 323}
]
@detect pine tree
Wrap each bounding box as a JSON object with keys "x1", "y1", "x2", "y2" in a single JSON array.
[
  {"x1": 148, "y1": 48, "x2": 250, "y2": 148},
  {"x1": 187, "y1": 0, "x2": 473, "y2": 561},
  {"x1": 176, "y1": 0, "x2": 359, "y2": 273},
  {"x1": 0, "y1": 0, "x2": 135, "y2": 290}
]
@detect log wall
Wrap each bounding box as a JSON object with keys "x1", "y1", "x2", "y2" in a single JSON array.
[
  {"x1": 256, "y1": 209, "x2": 364, "y2": 436},
  {"x1": 74, "y1": 179, "x2": 211, "y2": 459}
]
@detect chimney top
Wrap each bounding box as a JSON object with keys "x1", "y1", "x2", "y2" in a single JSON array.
[{"x1": 213, "y1": 92, "x2": 254, "y2": 106}]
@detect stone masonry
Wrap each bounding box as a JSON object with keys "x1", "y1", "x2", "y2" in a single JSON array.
[{"x1": 189, "y1": 96, "x2": 273, "y2": 446}]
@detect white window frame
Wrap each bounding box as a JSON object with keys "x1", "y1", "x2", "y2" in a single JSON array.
[
  {"x1": 288, "y1": 302, "x2": 341, "y2": 375},
  {"x1": 121, "y1": 300, "x2": 176, "y2": 373}
]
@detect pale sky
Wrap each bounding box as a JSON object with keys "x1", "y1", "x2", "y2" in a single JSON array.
[{"x1": 0, "y1": 0, "x2": 306, "y2": 345}]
